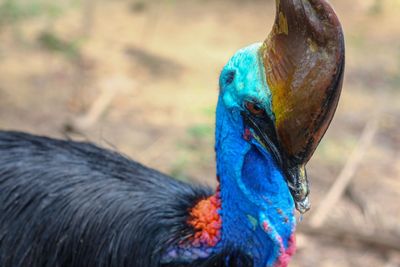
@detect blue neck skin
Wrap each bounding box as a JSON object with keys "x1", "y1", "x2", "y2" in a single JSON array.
[
  {"x1": 215, "y1": 97, "x2": 296, "y2": 267},
  {"x1": 161, "y1": 43, "x2": 296, "y2": 266}
]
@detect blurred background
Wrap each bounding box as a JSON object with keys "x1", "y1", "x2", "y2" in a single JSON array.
[{"x1": 0, "y1": 0, "x2": 399, "y2": 266}]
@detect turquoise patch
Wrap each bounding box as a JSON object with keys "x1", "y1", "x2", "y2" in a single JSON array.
[{"x1": 219, "y1": 43, "x2": 273, "y2": 118}]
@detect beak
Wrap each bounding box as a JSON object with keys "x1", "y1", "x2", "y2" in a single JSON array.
[
  {"x1": 255, "y1": 0, "x2": 345, "y2": 213},
  {"x1": 285, "y1": 165, "x2": 310, "y2": 213}
]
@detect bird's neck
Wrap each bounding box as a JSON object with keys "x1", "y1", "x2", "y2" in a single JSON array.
[{"x1": 213, "y1": 99, "x2": 297, "y2": 267}]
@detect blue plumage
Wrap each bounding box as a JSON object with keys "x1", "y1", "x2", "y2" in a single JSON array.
[{"x1": 215, "y1": 45, "x2": 296, "y2": 266}]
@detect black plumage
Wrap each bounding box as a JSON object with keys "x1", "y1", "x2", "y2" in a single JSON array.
[{"x1": 0, "y1": 131, "x2": 251, "y2": 267}]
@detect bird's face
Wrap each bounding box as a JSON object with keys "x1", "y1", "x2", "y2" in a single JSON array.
[{"x1": 219, "y1": 0, "x2": 345, "y2": 213}]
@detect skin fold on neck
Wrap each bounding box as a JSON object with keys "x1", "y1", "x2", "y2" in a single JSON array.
[{"x1": 214, "y1": 98, "x2": 296, "y2": 267}]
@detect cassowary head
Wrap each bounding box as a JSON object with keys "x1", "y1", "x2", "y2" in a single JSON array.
[
  {"x1": 219, "y1": 0, "x2": 344, "y2": 213},
  {"x1": 162, "y1": 1, "x2": 345, "y2": 266}
]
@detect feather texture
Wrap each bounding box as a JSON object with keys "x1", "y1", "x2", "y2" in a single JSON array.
[{"x1": 0, "y1": 131, "x2": 252, "y2": 267}]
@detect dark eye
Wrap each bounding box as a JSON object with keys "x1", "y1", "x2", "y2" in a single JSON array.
[
  {"x1": 245, "y1": 102, "x2": 265, "y2": 116},
  {"x1": 222, "y1": 70, "x2": 236, "y2": 86}
]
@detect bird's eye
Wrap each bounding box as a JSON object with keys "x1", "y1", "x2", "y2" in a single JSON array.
[
  {"x1": 245, "y1": 102, "x2": 265, "y2": 116},
  {"x1": 223, "y1": 70, "x2": 236, "y2": 86}
]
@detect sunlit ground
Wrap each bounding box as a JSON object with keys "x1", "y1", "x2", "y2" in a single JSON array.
[{"x1": 0, "y1": 0, "x2": 399, "y2": 266}]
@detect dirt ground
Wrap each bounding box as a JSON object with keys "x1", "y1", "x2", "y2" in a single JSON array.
[{"x1": 0, "y1": 0, "x2": 399, "y2": 266}]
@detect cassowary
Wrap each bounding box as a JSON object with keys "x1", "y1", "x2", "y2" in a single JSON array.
[{"x1": 0, "y1": 0, "x2": 344, "y2": 266}]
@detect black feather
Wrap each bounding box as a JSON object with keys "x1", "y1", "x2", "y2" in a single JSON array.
[{"x1": 0, "y1": 131, "x2": 251, "y2": 267}]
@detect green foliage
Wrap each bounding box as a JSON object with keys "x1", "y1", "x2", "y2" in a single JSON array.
[
  {"x1": 130, "y1": 1, "x2": 147, "y2": 13},
  {"x1": 347, "y1": 33, "x2": 365, "y2": 49},
  {"x1": 169, "y1": 123, "x2": 214, "y2": 180},
  {"x1": 368, "y1": 0, "x2": 384, "y2": 16},
  {"x1": 392, "y1": 47, "x2": 400, "y2": 89},
  {"x1": 200, "y1": 106, "x2": 216, "y2": 118},
  {"x1": 317, "y1": 137, "x2": 358, "y2": 165},
  {"x1": 390, "y1": 72, "x2": 400, "y2": 90},
  {"x1": 0, "y1": 0, "x2": 65, "y2": 24},
  {"x1": 37, "y1": 31, "x2": 81, "y2": 59},
  {"x1": 169, "y1": 154, "x2": 190, "y2": 181},
  {"x1": 187, "y1": 124, "x2": 213, "y2": 140}
]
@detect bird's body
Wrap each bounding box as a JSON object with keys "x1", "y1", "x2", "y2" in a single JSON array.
[
  {"x1": 0, "y1": 82, "x2": 295, "y2": 266},
  {"x1": 0, "y1": 131, "x2": 250, "y2": 267},
  {"x1": 0, "y1": 0, "x2": 345, "y2": 266}
]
